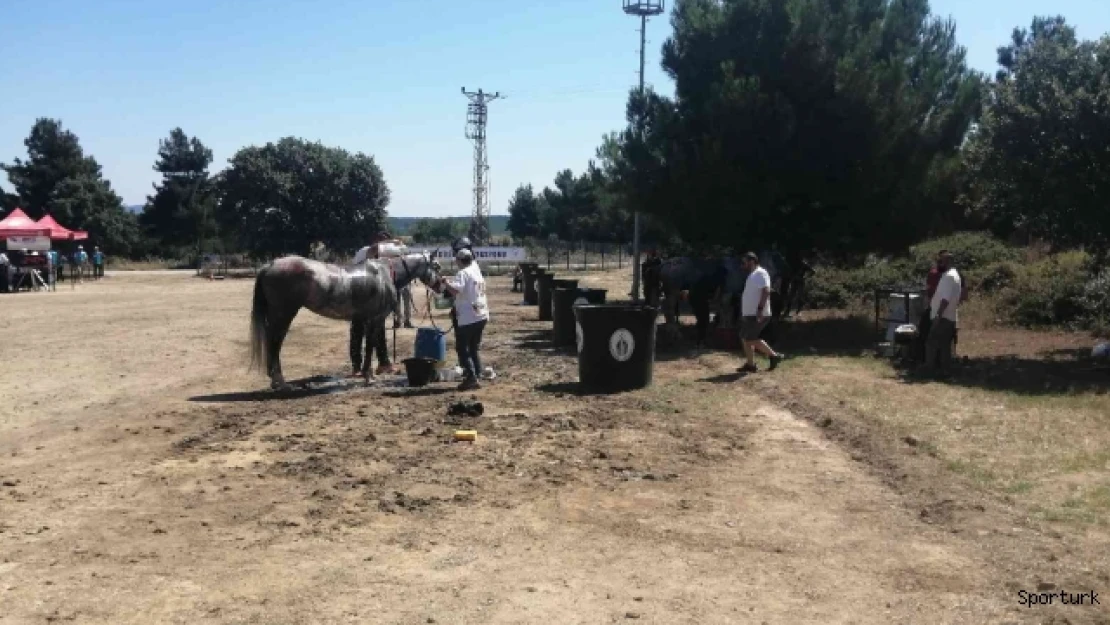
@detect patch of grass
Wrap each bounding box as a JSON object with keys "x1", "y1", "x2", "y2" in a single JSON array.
[
  {"x1": 944, "y1": 459, "x2": 996, "y2": 486},
  {"x1": 1061, "y1": 450, "x2": 1110, "y2": 473},
  {"x1": 771, "y1": 345, "x2": 1110, "y2": 528}
]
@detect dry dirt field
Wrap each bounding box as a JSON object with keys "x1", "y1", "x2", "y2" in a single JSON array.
[{"x1": 1, "y1": 270, "x2": 1107, "y2": 624}]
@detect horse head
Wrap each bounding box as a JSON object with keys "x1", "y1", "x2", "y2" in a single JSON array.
[{"x1": 401, "y1": 251, "x2": 444, "y2": 293}]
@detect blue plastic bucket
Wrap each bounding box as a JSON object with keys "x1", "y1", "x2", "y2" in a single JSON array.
[{"x1": 414, "y1": 327, "x2": 448, "y2": 365}]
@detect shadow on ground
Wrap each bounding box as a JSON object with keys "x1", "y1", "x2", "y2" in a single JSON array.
[
  {"x1": 189, "y1": 375, "x2": 373, "y2": 403},
  {"x1": 898, "y1": 353, "x2": 1110, "y2": 396},
  {"x1": 770, "y1": 314, "x2": 876, "y2": 357}
]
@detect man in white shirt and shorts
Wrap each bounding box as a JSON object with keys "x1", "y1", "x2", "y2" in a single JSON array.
[
  {"x1": 926, "y1": 250, "x2": 961, "y2": 377},
  {"x1": 739, "y1": 252, "x2": 784, "y2": 373}
]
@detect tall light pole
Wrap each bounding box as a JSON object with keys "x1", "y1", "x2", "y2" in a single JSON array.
[
  {"x1": 621, "y1": 1, "x2": 664, "y2": 301},
  {"x1": 462, "y1": 87, "x2": 502, "y2": 245}
]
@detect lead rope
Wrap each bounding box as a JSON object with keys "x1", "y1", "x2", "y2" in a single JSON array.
[{"x1": 422, "y1": 285, "x2": 453, "y2": 335}]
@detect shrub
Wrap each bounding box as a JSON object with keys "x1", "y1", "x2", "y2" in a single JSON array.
[
  {"x1": 806, "y1": 267, "x2": 851, "y2": 309},
  {"x1": 908, "y1": 232, "x2": 1022, "y2": 275},
  {"x1": 1079, "y1": 271, "x2": 1110, "y2": 329},
  {"x1": 999, "y1": 251, "x2": 1091, "y2": 327},
  {"x1": 969, "y1": 261, "x2": 1020, "y2": 294},
  {"x1": 806, "y1": 259, "x2": 917, "y2": 309}
]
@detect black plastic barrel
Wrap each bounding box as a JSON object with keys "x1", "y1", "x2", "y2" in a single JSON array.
[
  {"x1": 536, "y1": 273, "x2": 556, "y2": 321},
  {"x1": 574, "y1": 288, "x2": 607, "y2": 306},
  {"x1": 552, "y1": 288, "x2": 578, "y2": 346},
  {"x1": 524, "y1": 268, "x2": 545, "y2": 305},
  {"x1": 546, "y1": 279, "x2": 579, "y2": 322},
  {"x1": 574, "y1": 304, "x2": 657, "y2": 392}
]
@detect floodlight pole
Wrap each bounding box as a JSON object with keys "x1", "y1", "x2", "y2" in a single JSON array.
[{"x1": 622, "y1": 1, "x2": 664, "y2": 301}]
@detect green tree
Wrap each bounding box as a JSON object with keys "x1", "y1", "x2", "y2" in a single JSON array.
[
  {"x1": 506, "y1": 184, "x2": 545, "y2": 240},
  {"x1": 410, "y1": 217, "x2": 466, "y2": 244},
  {"x1": 1, "y1": 118, "x2": 139, "y2": 254},
  {"x1": 140, "y1": 128, "x2": 219, "y2": 255},
  {"x1": 611, "y1": 0, "x2": 983, "y2": 258},
  {"x1": 219, "y1": 138, "x2": 390, "y2": 258},
  {"x1": 965, "y1": 17, "x2": 1110, "y2": 261}
]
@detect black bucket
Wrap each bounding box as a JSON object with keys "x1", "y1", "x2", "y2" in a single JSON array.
[
  {"x1": 552, "y1": 288, "x2": 578, "y2": 347},
  {"x1": 574, "y1": 304, "x2": 657, "y2": 392},
  {"x1": 536, "y1": 273, "x2": 556, "y2": 321},
  {"x1": 402, "y1": 357, "x2": 438, "y2": 387},
  {"x1": 523, "y1": 268, "x2": 545, "y2": 306}
]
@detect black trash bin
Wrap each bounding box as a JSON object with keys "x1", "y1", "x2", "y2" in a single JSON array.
[
  {"x1": 574, "y1": 304, "x2": 657, "y2": 392},
  {"x1": 552, "y1": 288, "x2": 578, "y2": 347},
  {"x1": 524, "y1": 268, "x2": 544, "y2": 306},
  {"x1": 574, "y1": 288, "x2": 607, "y2": 306},
  {"x1": 543, "y1": 278, "x2": 578, "y2": 321},
  {"x1": 536, "y1": 273, "x2": 556, "y2": 321}
]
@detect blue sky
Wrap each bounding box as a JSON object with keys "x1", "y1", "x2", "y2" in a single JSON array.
[{"x1": 1, "y1": 0, "x2": 1107, "y2": 217}]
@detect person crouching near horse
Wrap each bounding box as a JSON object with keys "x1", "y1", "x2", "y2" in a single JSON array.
[
  {"x1": 349, "y1": 232, "x2": 399, "y2": 377},
  {"x1": 439, "y1": 248, "x2": 489, "y2": 391}
]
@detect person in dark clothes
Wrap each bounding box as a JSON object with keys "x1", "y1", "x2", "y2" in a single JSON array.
[
  {"x1": 641, "y1": 248, "x2": 663, "y2": 307},
  {"x1": 349, "y1": 232, "x2": 396, "y2": 376},
  {"x1": 0, "y1": 252, "x2": 9, "y2": 293}
]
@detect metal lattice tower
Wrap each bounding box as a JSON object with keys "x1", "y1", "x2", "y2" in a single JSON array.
[
  {"x1": 461, "y1": 87, "x2": 502, "y2": 245},
  {"x1": 622, "y1": 1, "x2": 664, "y2": 301}
]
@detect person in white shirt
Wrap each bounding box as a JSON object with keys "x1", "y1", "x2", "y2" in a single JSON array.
[
  {"x1": 739, "y1": 252, "x2": 784, "y2": 373},
  {"x1": 926, "y1": 250, "x2": 961, "y2": 376},
  {"x1": 439, "y1": 248, "x2": 489, "y2": 390}
]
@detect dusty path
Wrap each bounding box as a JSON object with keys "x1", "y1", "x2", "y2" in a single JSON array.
[{"x1": 0, "y1": 271, "x2": 1101, "y2": 624}]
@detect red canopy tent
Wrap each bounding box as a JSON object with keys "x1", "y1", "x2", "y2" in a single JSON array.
[
  {"x1": 0, "y1": 208, "x2": 50, "y2": 237},
  {"x1": 35, "y1": 213, "x2": 89, "y2": 241}
]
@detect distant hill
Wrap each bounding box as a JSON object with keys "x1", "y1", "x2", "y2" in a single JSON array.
[
  {"x1": 126, "y1": 205, "x2": 143, "y2": 214},
  {"x1": 388, "y1": 215, "x2": 508, "y2": 236}
]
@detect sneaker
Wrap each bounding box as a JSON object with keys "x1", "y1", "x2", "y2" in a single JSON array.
[
  {"x1": 458, "y1": 376, "x2": 481, "y2": 391},
  {"x1": 375, "y1": 364, "x2": 395, "y2": 376},
  {"x1": 769, "y1": 353, "x2": 784, "y2": 371},
  {"x1": 738, "y1": 363, "x2": 758, "y2": 374}
]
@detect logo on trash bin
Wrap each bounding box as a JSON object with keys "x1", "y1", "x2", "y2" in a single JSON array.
[
  {"x1": 576, "y1": 322, "x2": 584, "y2": 354},
  {"x1": 609, "y1": 329, "x2": 635, "y2": 362}
]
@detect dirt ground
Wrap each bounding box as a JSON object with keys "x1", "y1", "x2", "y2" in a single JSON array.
[{"x1": 1, "y1": 271, "x2": 1107, "y2": 624}]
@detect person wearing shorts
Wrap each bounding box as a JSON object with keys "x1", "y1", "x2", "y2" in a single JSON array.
[{"x1": 739, "y1": 252, "x2": 784, "y2": 373}]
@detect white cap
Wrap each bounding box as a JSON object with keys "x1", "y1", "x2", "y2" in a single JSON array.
[{"x1": 456, "y1": 248, "x2": 473, "y2": 261}]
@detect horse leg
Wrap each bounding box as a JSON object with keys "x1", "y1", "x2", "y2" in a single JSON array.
[{"x1": 266, "y1": 308, "x2": 299, "y2": 390}]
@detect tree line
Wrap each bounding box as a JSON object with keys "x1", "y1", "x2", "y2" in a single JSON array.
[
  {"x1": 506, "y1": 1, "x2": 1110, "y2": 267},
  {"x1": 2, "y1": 122, "x2": 391, "y2": 260}
]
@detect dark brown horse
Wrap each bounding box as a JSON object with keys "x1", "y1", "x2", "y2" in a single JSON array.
[{"x1": 248, "y1": 252, "x2": 443, "y2": 389}]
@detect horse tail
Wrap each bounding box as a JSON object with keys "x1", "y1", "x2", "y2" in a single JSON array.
[{"x1": 248, "y1": 268, "x2": 269, "y2": 373}]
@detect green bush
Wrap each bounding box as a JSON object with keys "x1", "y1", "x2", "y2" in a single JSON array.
[
  {"x1": 968, "y1": 260, "x2": 1020, "y2": 294},
  {"x1": 806, "y1": 259, "x2": 917, "y2": 308},
  {"x1": 908, "y1": 232, "x2": 1022, "y2": 274},
  {"x1": 999, "y1": 251, "x2": 1092, "y2": 327},
  {"x1": 805, "y1": 233, "x2": 1024, "y2": 310}
]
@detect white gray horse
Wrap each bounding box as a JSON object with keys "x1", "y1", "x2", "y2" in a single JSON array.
[{"x1": 248, "y1": 252, "x2": 443, "y2": 389}]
